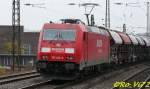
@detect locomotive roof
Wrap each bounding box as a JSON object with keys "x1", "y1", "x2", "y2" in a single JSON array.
[{"x1": 43, "y1": 23, "x2": 87, "y2": 31}]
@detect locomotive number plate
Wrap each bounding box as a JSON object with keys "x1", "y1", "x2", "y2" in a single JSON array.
[{"x1": 51, "y1": 48, "x2": 64, "y2": 52}]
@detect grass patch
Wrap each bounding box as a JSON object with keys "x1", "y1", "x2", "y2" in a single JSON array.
[{"x1": 0, "y1": 66, "x2": 6, "y2": 75}]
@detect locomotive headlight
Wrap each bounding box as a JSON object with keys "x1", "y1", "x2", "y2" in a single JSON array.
[
  {"x1": 65, "y1": 48, "x2": 74, "y2": 53},
  {"x1": 42, "y1": 55, "x2": 48, "y2": 59},
  {"x1": 41, "y1": 47, "x2": 51, "y2": 52},
  {"x1": 66, "y1": 56, "x2": 74, "y2": 60}
]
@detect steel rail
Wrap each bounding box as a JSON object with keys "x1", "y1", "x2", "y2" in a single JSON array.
[
  {"x1": 0, "y1": 73, "x2": 40, "y2": 85},
  {"x1": 0, "y1": 70, "x2": 37, "y2": 80},
  {"x1": 112, "y1": 67, "x2": 150, "y2": 89},
  {"x1": 138, "y1": 75, "x2": 150, "y2": 89},
  {"x1": 18, "y1": 80, "x2": 52, "y2": 89}
]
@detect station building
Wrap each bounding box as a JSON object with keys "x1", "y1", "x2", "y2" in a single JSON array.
[{"x1": 0, "y1": 25, "x2": 39, "y2": 55}]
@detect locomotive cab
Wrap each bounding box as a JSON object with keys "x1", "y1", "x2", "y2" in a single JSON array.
[{"x1": 37, "y1": 19, "x2": 85, "y2": 78}]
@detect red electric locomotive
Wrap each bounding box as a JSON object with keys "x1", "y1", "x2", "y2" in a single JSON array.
[{"x1": 36, "y1": 19, "x2": 150, "y2": 80}]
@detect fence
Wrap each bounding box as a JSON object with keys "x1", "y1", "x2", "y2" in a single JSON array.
[{"x1": 0, "y1": 54, "x2": 37, "y2": 68}]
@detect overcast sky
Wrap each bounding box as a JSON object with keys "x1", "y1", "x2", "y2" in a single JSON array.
[{"x1": 0, "y1": 0, "x2": 149, "y2": 33}]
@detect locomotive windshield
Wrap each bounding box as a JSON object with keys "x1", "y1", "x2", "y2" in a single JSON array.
[{"x1": 43, "y1": 29, "x2": 76, "y2": 41}]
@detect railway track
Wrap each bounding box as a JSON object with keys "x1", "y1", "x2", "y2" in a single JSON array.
[
  {"x1": 1, "y1": 62, "x2": 150, "y2": 89},
  {"x1": 139, "y1": 75, "x2": 150, "y2": 89},
  {"x1": 0, "y1": 70, "x2": 66, "y2": 89},
  {"x1": 113, "y1": 67, "x2": 150, "y2": 89},
  {"x1": 18, "y1": 80, "x2": 52, "y2": 89},
  {"x1": 59, "y1": 62, "x2": 150, "y2": 89},
  {"x1": 0, "y1": 70, "x2": 40, "y2": 85},
  {"x1": 41, "y1": 62, "x2": 148, "y2": 89},
  {"x1": 18, "y1": 80, "x2": 71, "y2": 89},
  {"x1": 17, "y1": 71, "x2": 102, "y2": 89}
]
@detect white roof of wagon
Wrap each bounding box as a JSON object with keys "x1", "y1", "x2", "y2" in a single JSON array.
[
  {"x1": 141, "y1": 36, "x2": 150, "y2": 46},
  {"x1": 109, "y1": 30, "x2": 123, "y2": 44},
  {"x1": 128, "y1": 35, "x2": 138, "y2": 45},
  {"x1": 135, "y1": 36, "x2": 145, "y2": 45}
]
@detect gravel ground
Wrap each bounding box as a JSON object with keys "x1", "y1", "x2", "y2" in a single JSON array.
[{"x1": 35, "y1": 85, "x2": 57, "y2": 89}]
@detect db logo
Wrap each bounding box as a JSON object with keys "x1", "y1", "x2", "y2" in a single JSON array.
[{"x1": 56, "y1": 43, "x2": 61, "y2": 47}]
